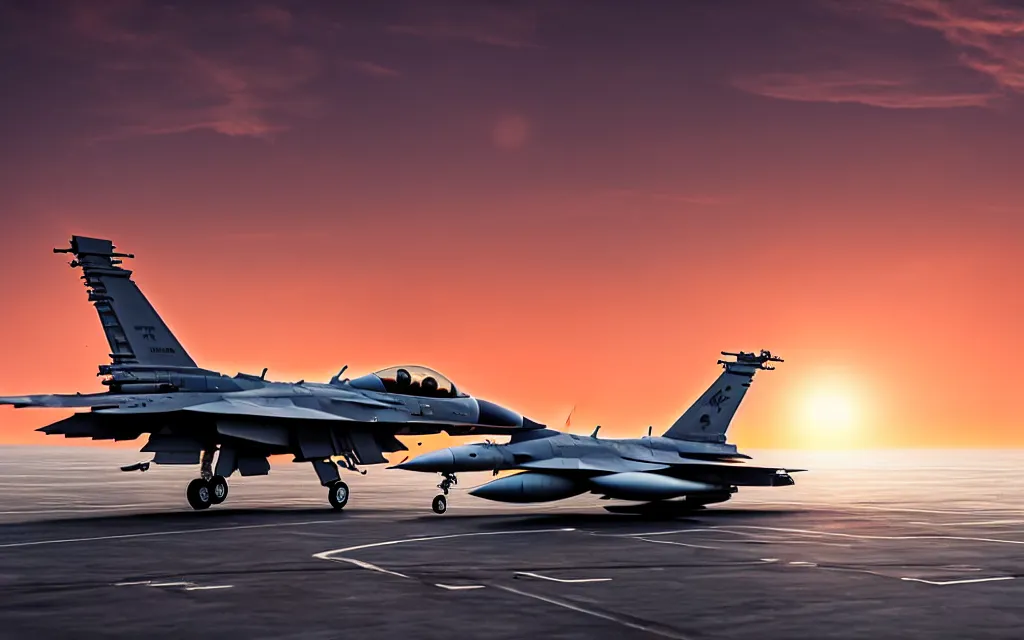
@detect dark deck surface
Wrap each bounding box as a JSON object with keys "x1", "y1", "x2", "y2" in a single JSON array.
[{"x1": 1, "y1": 447, "x2": 1023, "y2": 639}]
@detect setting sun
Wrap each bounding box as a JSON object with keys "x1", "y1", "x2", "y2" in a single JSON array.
[
  {"x1": 788, "y1": 370, "x2": 873, "y2": 448},
  {"x1": 804, "y1": 390, "x2": 856, "y2": 432}
]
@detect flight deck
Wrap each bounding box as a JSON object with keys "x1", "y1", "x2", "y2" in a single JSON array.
[{"x1": 1, "y1": 447, "x2": 1022, "y2": 639}]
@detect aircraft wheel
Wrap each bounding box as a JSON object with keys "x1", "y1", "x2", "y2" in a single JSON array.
[
  {"x1": 431, "y1": 494, "x2": 447, "y2": 515},
  {"x1": 186, "y1": 478, "x2": 212, "y2": 510},
  {"x1": 328, "y1": 480, "x2": 349, "y2": 511},
  {"x1": 209, "y1": 475, "x2": 229, "y2": 505}
]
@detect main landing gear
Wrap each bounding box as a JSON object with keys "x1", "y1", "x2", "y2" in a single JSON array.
[
  {"x1": 187, "y1": 449, "x2": 229, "y2": 511},
  {"x1": 328, "y1": 480, "x2": 350, "y2": 510},
  {"x1": 432, "y1": 472, "x2": 457, "y2": 515},
  {"x1": 186, "y1": 475, "x2": 229, "y2": 510}
]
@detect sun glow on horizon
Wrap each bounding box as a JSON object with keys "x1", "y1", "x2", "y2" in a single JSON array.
[{"x1": 791, "y1": 370, "x2": 873, "y2": 448}]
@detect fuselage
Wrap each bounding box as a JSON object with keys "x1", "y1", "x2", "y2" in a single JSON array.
[
  {"x1": 397, "y1": 430, "x2": 796, "y2": 505},
  {"x1": 398, "y1": 429, "x2": 749, "y2": 474}
]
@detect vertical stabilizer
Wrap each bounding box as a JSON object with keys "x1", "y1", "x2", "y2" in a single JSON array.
[
  {"x1": 662, "y1": 350, "x2": 782, "y2": 443},
  {"x1": 54, "y1": 236, "x2": 197, "y2": 368}
]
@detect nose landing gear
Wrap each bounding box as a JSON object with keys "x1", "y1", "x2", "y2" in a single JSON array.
[
  {"x1": 432, "y1": 494, "x2": 447, "y2": 514},
  {"x1": 328, "y1": 480, "x2": 350, "y2": 510},
  {"x1": 432, "y1": 472, "x2": 457, "y2": 515}
]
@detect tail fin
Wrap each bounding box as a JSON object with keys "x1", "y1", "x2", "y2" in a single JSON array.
[
  {"x1": 662, "y1": 350, "x2": 782, "y2": 443},
  {"x1": 54, "y1": 236, "x2": 197, "y2": 368}
]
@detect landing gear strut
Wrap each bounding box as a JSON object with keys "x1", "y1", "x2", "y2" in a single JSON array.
[
  {"x1": 438, "y1": 472, "x2": 457, "y2": 495},
  {"x1": 187, "y1": 449, "x2": 229, "y2": 511},
  {"x1": 432, "y1": 472, "x2": 457, "y2": 515}
]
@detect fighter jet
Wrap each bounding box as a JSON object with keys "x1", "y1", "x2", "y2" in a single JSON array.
[
  {"x1": 396, "y1": 350, "x2": 803, "y2": 515},
  {"x1": 0, "y1": 236, "x2": 543, "y2": 510}
]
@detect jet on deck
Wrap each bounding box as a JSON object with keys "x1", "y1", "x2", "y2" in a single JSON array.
[
  {"x1": 0, "y1": 236, "x2": 543, "y2": 511},
  {"x1": 397, "y1": 350, "x2": 803, "y2": 515}
]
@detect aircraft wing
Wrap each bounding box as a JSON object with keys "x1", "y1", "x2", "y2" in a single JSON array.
[
  {"x1": 96, "y1": 398, "x2": 356, "y2": 422},
  {"x1": 0, "y1": 393, "x2": 129, "y2": 409},
  {"x1": 665, "y1": 458, "x2": 806, "y2": 486}
]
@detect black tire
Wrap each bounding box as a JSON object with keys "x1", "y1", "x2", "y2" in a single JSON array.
[
  {"x1": 328, "y1": 480, "x2": 349, "y2": 510},
  {"x1": 432, "y1": 494, "x2": 447, "y2": 515},
  {"x1": 186, "y1": 478, "x2": 212, "y2": 510},
  {"x1": 209, "y1": 475, "x2": 229, "y2": 505}
]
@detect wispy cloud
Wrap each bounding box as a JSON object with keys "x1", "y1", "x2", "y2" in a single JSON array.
[
  {"x1": 734, "y1": 0, "x2": 1023, "y2": 110},
  {"x1": 733, "y1": 70, "x2": 995, "y2": 109},
  {"x1": 388, "y1": 6, "x2": 541, "y2": 49},
  {"x1": 880, "y1": 0, "x2": 1024, "y2": 92},
  {"x1": 26, "y1": 2, "x2": 326, "y2": 140},
  {"x1": 249, "y1": 4, "x2": 293, "y2": 32},
  {"x1": 345, "y1": 60, "x2": 402, "y2": 78}
]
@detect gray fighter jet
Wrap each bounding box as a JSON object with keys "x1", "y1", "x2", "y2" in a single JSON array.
[
  {"x1": 397, "y1": 350, "x2": 803, "y2": 515},
  {"x1": 0, "y1": 236, "x2": 543, "y2": 510}
]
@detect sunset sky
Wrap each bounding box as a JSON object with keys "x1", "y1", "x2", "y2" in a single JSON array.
[{"x1": 0, "y1": 0, "x2": 1021, "y2": 449}]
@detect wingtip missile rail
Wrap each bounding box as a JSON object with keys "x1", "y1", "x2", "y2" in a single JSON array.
[{"x1": 718, "y1": 349, "x2": 784, "y2": 370}]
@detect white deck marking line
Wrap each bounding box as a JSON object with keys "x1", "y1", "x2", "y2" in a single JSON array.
[
  {"x1": 0, "y1": 519, "x2": 341, "y2": 549},
  {"x1": 633, "y1": 537, "x2": 720, "y2": 550},
  {"x1": 730, "y1": 525, "x2": 1024, "y2": 546},
  {"x1": 629, "y1": 525, "x2": 1024, "y2": 546},
  {"x1": 789, "y1": 562, "x2": 817, "y2": 566},
  {"x1": 341, "y1": 557, "x2": 411, "y2": 579},
  {"x1": 620, "y1": 528, "x2": 772, "y2": 539},
  {"x1": 313, "y1": 528, "x2": 577, "y2": 581},
  {"x1": 901, "y1": 576, "x2": 1015, "y2": 586},
  {"x1": 185, "y1": 585, "x2": 234, "y2": 591},
  {"x1": 314, "y1": 529, "x2": 576, "y2": 582},
  {"x1": 709, "y1": 539, "x2": 853, "y2": 547},
  {"x1": 515, "y1": 572, "x2": 612, "y2": 583},
  {"x1": 435, "y1": 584, "x2": 486, "y2": 590},
  {"x1": 751, "y1": 501, "x2": 989, "y2": 516},
  {"x1": 148, "y1": 582, "x2": 191, "y2": 587},
  {"x1": 313, "y1": 527, "x2": 575, "y2": 564},
  {"x1": 494, "y1": 585, "x2": 692, "y2": 640},
  {"x1": 909, "y1": 520, "x2": 1024, "y2": 527},
  {"x1": 114, "y1": 581, "x2": 152, "y2": 586}
]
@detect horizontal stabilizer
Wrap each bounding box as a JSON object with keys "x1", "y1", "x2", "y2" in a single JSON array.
[
  {"x1": 35, "y1": 412, "x2": 144, "y2": 441},
  {"x1": 141, "y1": 434, "x2": 203, "y2": 453},
  {"x1": 153, "y1": 451, "x2": 200, "y2": 465},
  {"x1": 37, "y1": 413, "x2": 102, "y2": 436}
]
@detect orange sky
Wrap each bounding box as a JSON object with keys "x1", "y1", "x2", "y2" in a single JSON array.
[{"x1": 0, "y1": 1, "x2": 1022, "y2": 449}]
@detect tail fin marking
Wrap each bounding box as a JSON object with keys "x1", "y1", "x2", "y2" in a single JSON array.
[
  {"x1": 661, "y1": 350, "x2": 782, "y2": 443},
  {"x1": 55, "y1": 236, "x2": 196, "y2": 368}
]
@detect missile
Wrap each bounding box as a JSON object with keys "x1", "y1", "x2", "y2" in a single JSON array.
[
  {"x1": 469, "y1": 472, "x2": 586, "y2": 503},
  {"x1": 589, "y1": 472, "x2": 722, "y2": 501}
]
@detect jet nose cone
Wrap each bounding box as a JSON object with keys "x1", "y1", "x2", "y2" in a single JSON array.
[{"x1": 394, "y1": 448, "x2": 455, "y2": 472}]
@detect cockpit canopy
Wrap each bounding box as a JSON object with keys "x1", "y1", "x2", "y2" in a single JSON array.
[{"x1": 348, "y1": 365, "x2": 464, "y2": 398}]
